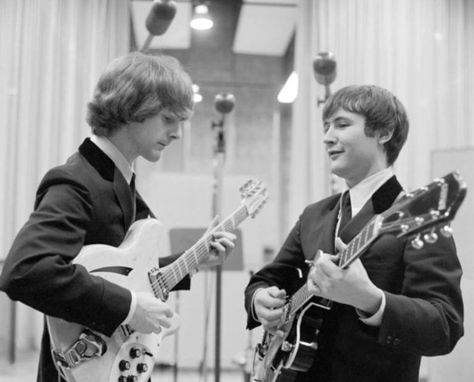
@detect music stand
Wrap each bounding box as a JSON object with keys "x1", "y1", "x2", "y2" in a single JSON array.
[{"x1": 169, "y1": 227, "x2": 244, "y2": 381}]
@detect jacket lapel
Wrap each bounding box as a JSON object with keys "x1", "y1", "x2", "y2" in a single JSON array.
[
  {"x1": 339, "y1": 176, "x2": 403, "y2": 244},
  {"x1": 319, "y1": 198, "x2": 340, "y2": 254},
  {"x1": 303, "y1": 195, "x2": 340, "y2": 258},
  {"x1": 79, "y1": 138, "x2": 135, "y2": 230}
]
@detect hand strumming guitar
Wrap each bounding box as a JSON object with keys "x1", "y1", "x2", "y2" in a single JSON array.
[{"x1": 253, "y1": 286, "x2": 287, "y2": 332}]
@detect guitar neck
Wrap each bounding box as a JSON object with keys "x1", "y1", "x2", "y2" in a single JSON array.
[
  {"x1": 287, "y1": 216, "x2": 382, "y2": 317},
  {"x1": 338, "y1": 215, "x2": 382, "y2": 269},
  {"x1": 159, "y1": 205, "x2": 248, "y2": 291}
]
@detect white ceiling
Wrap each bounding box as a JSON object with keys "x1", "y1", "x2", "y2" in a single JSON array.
[{"x1": 131, "y1": 0, "x2": 298, "y2": 56}]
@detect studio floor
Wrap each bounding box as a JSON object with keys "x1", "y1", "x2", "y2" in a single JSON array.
[{"x1": 0, "y1": 351, "x2": 247, "y2": 382}]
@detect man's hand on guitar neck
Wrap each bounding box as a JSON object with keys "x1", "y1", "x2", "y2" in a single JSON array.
[
  {"x1": 197, "y1": 215, "x2": 237, "y2": 271},
  {"x1": 306, "y1": 238, "x2": 384, "y2": 322},
  {"x1": 253, "y1": 286, "x2": 287, "y2": 331}
]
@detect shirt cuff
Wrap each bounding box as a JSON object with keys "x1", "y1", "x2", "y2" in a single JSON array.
[
  {"x1": 121, "y1": 290, "x2": 137, "y2": 325},
  {"x1": 356, "y1": 291, "x2": 386, "y2": 326},
  {"x1": 251, "y1": 288, "x2": 264, "y2": 323}
]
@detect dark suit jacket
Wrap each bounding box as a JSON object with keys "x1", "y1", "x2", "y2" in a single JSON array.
[
  {"x1": 245, "y1": 176, "x2": 464, "y2": 382},
  {"x1": 0, "y1": 138, "x2": 190, "y2": 382}
]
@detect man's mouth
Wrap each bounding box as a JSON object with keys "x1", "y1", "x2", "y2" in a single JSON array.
[{"x1": 328, "y1": 150, "x2": 343, "y2": 158}]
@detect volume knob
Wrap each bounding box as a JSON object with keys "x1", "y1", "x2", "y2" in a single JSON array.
[
  {"x1": 129, "y1": 347, "x2": 142, "y2": 359},
  {"x1": 119, "y1": 360, "x2": 131, "y2": 371},
  {"x1": 137, "y1": 363, "x2": 148, "y2": 373}
]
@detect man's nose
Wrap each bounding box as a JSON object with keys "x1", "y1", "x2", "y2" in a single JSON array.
[
  {"x1": 170, "y1": 123, "x2": 183, "y2": 140},
  {"x1": 323, "y1": 125, "x2": 335, "y2": 143}
]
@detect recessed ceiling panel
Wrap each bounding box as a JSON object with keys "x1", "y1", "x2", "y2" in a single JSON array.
[{"x1": 233, "y1": 1, "x2": 297, "y2": 56}]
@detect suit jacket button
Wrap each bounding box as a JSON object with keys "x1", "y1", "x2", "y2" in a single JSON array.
[
  {"x1": 393, "y1": 338, "x2": 400, "y2": 346},
  {"x1": 385, "y1": 335, "x2": 393, "y2": 344}
]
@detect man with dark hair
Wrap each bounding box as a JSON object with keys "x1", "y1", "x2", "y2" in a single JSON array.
[
  {"x1": 0, "y1": 52, "x2": 236, "y2": 381},
  {"x1": 245, "y1": 85, "x2": 463, "y2": 382}
]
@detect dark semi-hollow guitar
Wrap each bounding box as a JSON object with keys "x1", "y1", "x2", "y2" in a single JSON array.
[{"x1": 252, "y1": 171, "x2": 467, "y2": 382}]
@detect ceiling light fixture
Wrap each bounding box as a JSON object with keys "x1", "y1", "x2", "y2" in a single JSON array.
[
  {"x1": 192, "y1": 84, "x2": 203, "y2": 103},
  {"x1": 278, "y1": 71, "x2": 298, "y2": 103},
  {"x1": 190, "y1": 2, "x2": 213, "y2": 31}
]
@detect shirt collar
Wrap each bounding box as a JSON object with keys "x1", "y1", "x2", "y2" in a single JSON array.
[
  {"x1": 90, "y1": 135, "x2": 134, "y2": 184},
  {"x1": 346, "y1": 167, "x2": 395, "y2": 216}
]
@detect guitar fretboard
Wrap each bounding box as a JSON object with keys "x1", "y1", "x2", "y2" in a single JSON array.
[
  {"x1": 152, "y1": 206, "x2": 248, "y2": 293},
  {"x1": 287, "y1": 217, "x2": 381, "y2": 318}
]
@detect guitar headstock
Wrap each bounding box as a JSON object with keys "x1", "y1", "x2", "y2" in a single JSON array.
[
  {"x1": 378, "y1": 171, "x2": 467, "y2": 248},
  {"x1": 240, "y1": 179, "x2": 269, "y2": 218}
]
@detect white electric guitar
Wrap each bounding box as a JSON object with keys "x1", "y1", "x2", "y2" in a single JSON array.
[{"x1": 47, "y1": 179, "x2": 268, "y2": 382}]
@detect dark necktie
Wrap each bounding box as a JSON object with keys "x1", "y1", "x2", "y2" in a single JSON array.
[
  {"x1": 130, "y1": 173, "x2": 136, "y2": 223},
  {"x1": 338, "y1": 191, "x2": 352, "y2": 235}
]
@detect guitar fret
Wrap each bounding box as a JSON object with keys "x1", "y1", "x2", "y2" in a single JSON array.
[
  {"x1": 353, "y1": 235, "x2": 360, "y2": 253},
  {"x1": 348, "y1": 242, "x2": 355, "y2": 261},
  {"x1": 361, "y1": 226, "x2": 367, "y2": 245},
  {"x1": 223, "y1": 219, "x2": 233, "y2": 232},
  {"x1": 192, "y1": 248, "x2": 199, "y2": 268},
  {"x1": 367, "y1": 222, "x2": 374, "y2": 241},
  {"x1": 171, "y1": 266, "x2": 179, "y2": 284},
  {"x1": 178, "y1": 260, "x2": 186, "y2": 279}
]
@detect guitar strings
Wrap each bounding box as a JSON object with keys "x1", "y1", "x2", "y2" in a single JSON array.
[{"x1": 153, "y1": 206, "x2": 248, "y2": 290}]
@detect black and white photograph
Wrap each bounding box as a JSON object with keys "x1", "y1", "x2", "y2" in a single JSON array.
[{"x1": 0, "y1": 1, "x2": 473, "y2": 381}]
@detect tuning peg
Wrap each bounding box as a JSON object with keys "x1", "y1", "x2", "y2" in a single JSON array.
[
  {"x1": 414, "y1": 217, "x2": 425, "y2": 226},
  {"x1": 411, "y1": 234, "x2": 424, "y2": 250},
  {"x1": 423, "y1": 229, "x2": 438, "y2": 244},
  {"x1": 400, "y1": 224, "x2": 409, "y2": 234},
  {"x1": 440, "y1": 225, "x2": 453, "y2": 237}
]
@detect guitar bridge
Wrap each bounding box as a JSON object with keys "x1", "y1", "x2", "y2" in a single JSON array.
[{"x1": 148, "y1": 268, "x2": 169, "y2": 301}]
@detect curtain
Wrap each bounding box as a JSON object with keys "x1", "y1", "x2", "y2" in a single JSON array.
[
  {"x1": 0, "y1": 0, "x2": 130, "y2": 351},
  {"x1": 288, "y1": 0, "x2": 474, "y2": 231}
]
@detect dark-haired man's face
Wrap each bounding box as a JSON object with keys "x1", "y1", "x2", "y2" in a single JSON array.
[{"x1": 323, "y1": 108, "x2": 389, "y2": 187}]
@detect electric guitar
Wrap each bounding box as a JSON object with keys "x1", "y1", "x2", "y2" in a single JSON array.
[
  {"x1": 252, "y1": 171, "x2": 467, "y2": 382},
  {"x1": 46, "y1": 179, "x2": 268, "y2": 382}
]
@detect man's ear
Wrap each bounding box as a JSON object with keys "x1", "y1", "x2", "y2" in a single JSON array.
[{"x1": 377, "y1": 128, "x2": 394, "y2": 144}]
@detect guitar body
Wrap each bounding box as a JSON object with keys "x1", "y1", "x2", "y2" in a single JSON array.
[
  {"x1": 47, "y1": 219, "x2": 177, "y2": 382},
  {"x1": 253, "y1": 302, "x2": 323, "y2": 382}
]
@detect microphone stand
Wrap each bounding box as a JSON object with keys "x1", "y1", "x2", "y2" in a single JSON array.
[{"x1": 211, "y1": 115, "x2": 226, "y2": 382}]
